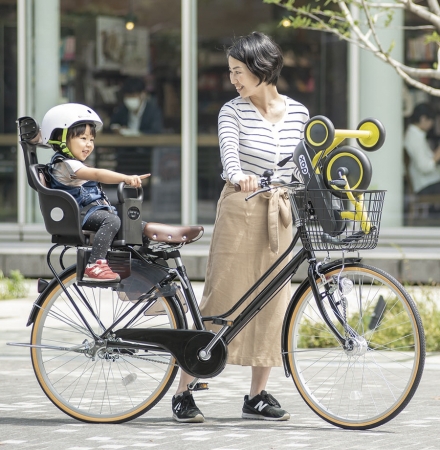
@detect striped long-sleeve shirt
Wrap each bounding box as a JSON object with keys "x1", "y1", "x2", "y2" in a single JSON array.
[{"x1": 218, "y1": 95, "x2": 309, "y2": 184}]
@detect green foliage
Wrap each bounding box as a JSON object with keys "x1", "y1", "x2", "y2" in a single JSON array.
[
  {"x1": 387, "y1": 40, "x2": 396, "y2": 56},
  {"x1": 384, "y1": 10, "x2": 394, "y2": 28},
  {"x1": 271, "y1": 0, "x2": 351, "y2": 39},
  {"x1": 298, "y1": 289, "x2": 440, "y2": 353},
  {"x1": 0, "y1": 270, "x2": 29, "y2": 300},
  {"x1": 264, "y1": 0, "x2": 293, "y2": 5},
  {"x1": 425, "y1": 31, "x2": 440, "y2": 45},
  {"x1": 411, "y1": 291, "x2": 440, "y2": 352}
]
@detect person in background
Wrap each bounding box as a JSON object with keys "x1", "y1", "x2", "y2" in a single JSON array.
[
  {"x1": 109, "y1": 76, "x2": 163, "y2": 183},
  {"x1": 171, "y1": 31, "x2": 309, "y2": 424},
  {"x1": 110, "y1": 77, "x2": 163, "y2": 136},
  {"x1": 404, "y1": 103, "x2": 440, "y2": 196}
]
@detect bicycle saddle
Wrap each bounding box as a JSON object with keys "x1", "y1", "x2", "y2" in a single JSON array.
[{"x1": 144, "y1": 223, "x2": 204, "y2": 244}]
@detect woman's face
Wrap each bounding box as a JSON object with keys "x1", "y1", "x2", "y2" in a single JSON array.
[
  {"x1": 228, "y1": 56, "x2": 261, "y2": 98},
  {"x1": 67, "y1": 124, "x2": 95, "y2": 161}
]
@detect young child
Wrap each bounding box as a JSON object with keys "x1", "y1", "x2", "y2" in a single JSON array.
[{"x1": 41, "y1": 103, "x2": 150, "y2": 282}]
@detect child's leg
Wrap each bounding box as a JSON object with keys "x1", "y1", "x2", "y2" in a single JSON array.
[{"x1": 83, "y1": 210, "x2": 121, "y2": 263}]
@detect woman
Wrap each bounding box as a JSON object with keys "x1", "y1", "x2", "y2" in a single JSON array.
[{"x1": 172, "y1": 32, "x2": 309, "y2": 423}]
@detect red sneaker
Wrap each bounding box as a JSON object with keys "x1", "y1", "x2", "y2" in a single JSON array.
[{"x1": 83, "y1": 259, "x2": 120, "y2": 282}]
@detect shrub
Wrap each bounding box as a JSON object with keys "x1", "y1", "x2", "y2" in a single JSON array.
[
  {"x1": 298, "y1": 286, "x2": 440, "y2": 353},
  {"x1": 0, "y1": 270, "x2": 29, "y2": 300}
]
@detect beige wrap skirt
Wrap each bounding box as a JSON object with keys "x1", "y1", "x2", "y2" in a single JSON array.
[{"x1": 198, "y1": 181, "x2": 293, "y2": 367}]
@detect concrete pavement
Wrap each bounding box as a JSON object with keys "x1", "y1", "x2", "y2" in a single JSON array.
[{"x1": 1, "y1": 282, "x2": 440, "y2": 449}]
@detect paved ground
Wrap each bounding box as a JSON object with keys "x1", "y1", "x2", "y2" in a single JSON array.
[{"x1": 1, "y1": 283, "x2": 440, "y2": 450}]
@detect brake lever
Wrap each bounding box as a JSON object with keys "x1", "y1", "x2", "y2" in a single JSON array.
[{"x1": 245, "y1": 186, "x2": 271, "y2": 201}]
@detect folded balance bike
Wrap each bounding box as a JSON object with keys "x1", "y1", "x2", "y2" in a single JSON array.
[{"x1": 10, "y1": 115, "x2": 425, "y2": 430}]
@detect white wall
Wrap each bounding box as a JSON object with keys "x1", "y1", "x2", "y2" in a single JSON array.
[
  {"x1": 351, "y1": 8, "x2": 404, "y2": 227},
  {"x1": 34, "y1": 0, "x2": 60, "y2": 124}
]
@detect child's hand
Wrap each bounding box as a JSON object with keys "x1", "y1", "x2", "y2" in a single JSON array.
[{"x1": 124, "y1": 174, "x2": 151, "y2": 188}]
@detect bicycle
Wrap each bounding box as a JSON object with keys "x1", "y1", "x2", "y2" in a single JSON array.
[{"x1": 9, "y1": 115, "x2": 425, "y2": 430}]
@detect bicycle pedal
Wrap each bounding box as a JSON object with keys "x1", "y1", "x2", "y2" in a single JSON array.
[
  {"x1": 212, "y1": 318, "x2": 233, "y2": 327},
  {"x1": 191, "y1": 382, "x2": 209, "y2": 391}
]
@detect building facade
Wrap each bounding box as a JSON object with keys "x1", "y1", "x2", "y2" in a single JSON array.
[{"x1": 1, "y1": 0, "x2": 436, "y2": 237}]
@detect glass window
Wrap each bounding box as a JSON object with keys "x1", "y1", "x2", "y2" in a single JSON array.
[
  {"x1": 403, "y1": 9, "x2": 440, "y2": 227},
  {"x1": 0, "y1": 1, "x2": 17, "y2": 223},
  {"x1": 58, "y1": 0, "x2": 182, "y2": 223},
  {"x1": 196, "y1": 0, "x2": 347, "y2": 224}
]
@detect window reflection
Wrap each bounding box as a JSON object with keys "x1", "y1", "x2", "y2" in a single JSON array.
[
  {"x1": 196, "y1": 0, "x2": 347, "y2": 223},
  {"x1": 59, "y1": 0, "x2": 182, "y2": 223}
]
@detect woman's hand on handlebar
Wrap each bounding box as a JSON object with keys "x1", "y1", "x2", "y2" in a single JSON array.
[
  {"x1": 237, "y1": 175, "x2": 259, "y2": 193},
  {"x1": 124, "y1": 173, "x2": 151, "y2": 188}
]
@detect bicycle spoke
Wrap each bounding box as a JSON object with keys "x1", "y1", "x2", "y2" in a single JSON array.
[
  {"x1": 31, "y1": 268, "x2": 182, "y2": 422},
  {"x1": 287, "y1": 264, "x2": 424, "y2": 429}
]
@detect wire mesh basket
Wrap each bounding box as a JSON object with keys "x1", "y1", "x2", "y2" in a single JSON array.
[{"x1": 295, "y1": 189, "x2": 386, "y2": 252}]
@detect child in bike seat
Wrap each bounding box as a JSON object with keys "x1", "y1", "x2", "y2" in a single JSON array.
[{"x1": 40, "y1": 103, "x2": 150, "y2": 282}]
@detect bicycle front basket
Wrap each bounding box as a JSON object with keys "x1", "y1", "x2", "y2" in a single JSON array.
[{"x1": 297, "y1": 189, "x2": 386, "y2": 252}]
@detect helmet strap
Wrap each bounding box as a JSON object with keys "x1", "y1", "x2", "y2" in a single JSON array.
[{"x1": 47, "y1": 128, "x2": 75, "y2": 158}]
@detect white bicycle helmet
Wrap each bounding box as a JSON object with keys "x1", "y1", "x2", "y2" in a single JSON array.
[{"x1": 41, "y1": 103, "x2": 103, "y2": 158}]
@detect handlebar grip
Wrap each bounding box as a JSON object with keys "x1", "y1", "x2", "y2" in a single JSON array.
[
  {"x1": 234, "y1": 184, "x2": 241, "y2": 192},
  {"x1": 117, "y1": 182, "x2": 144, "y2": 203}
]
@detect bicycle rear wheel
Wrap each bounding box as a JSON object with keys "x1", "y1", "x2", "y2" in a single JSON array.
[
  {"x1": 30, "y1": 265, "x2": 185, "y2": 423},
  {"x1": 284, "y1": 262, "x2": 425, "y2": 429}
]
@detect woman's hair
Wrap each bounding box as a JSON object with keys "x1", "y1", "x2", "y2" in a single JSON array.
[
  {"x1": 411, "y1": 103, "x2": 435, "y2": 124},
  {"x1": 51, "y1": 122, "x2": 97, "y2": 152},
  {"x1": 226, "y1": 31, "x2": 284, "y2": 86}
]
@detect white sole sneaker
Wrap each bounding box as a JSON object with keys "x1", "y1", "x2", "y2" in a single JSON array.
[
  {"x1": 242, "y1": 411, "x2": 290, "y2": 421},
  {"x1": 173, "y1": 413, "x2": 205, "y2": 423}
]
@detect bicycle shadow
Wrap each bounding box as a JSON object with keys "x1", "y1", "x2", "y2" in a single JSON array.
[{"x1": 0, "y1": 416, "x2": 392, "y2": 434}]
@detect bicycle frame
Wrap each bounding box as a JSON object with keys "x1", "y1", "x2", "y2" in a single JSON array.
[
  {"x1": 175, "y1": 189, "x2": 350, "y2": 353},
  {"x1": 23, "y1": 187, "x2": 352, "y2": 379}
]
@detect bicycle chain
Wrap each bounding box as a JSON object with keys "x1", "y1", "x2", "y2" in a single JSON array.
[{"x1": 123, "y1": 351, "x2": 179, "y2": 367}]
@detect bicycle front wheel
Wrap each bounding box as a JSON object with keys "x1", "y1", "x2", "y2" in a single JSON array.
[
  {"x1": 285, "y1": 263, "x2": 425, "y2": 429},
  {"x1": 30, "y1": 265, "x2": 185, "y2": 423}
]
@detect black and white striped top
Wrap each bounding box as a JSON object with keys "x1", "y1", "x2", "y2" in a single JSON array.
[{"x1": 218, "y1": 95, "x2": 309, "y2": 184}]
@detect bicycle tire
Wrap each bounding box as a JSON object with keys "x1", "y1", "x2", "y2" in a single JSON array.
[
  {"x1": 30, "y1": 265, "x2": 186, "y2": 423},
  {"x1": 284, "y1": 262, "x2": 425, "y2": 429}
]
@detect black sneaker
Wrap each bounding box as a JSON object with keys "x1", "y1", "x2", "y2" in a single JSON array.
[
  {"x1": 242, "y1": 390, "x2": 290, "y2": 421},
  {"x1": 172, "y1": 390, "x2": 205, "y2": 423}
]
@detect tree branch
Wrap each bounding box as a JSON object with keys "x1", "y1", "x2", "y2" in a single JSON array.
[
  {"x1": 426, "y1": 0, "x2": 440, "y2": 17},
  {"x1": 270, "y1": 0, "x2": 440, "y2": 95},
  {"x1": 397, "y1": 0, "x2": 440, "y2": 31}
]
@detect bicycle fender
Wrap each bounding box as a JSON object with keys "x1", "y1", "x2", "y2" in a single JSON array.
[
  {"x1": 26, "y1": 264, "x2": 77, "y2": 327},
  {"x1": 280, "y1": 257, "x2": 362, "y2": 377}
]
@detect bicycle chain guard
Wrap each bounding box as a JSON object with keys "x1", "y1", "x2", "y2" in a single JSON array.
[{"x1": 114, "y1": 328, "x2": 228, "y2": 379}]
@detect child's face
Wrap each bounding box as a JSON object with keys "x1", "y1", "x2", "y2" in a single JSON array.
[{"x1": 67, "y1": 125, "x2": 95, "y2": 161}]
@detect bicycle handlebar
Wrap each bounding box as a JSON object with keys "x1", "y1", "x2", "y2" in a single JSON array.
[
  {"x1": 234, "y1": 177, "x2": 288, "y2": 192},
  {"x1": 234, "y1": 178, "x2": 293, "y2": 201}
]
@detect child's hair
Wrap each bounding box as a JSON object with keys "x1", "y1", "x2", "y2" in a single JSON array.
[{"x1": 50, "y1": 122, "x2": 97, "y2": 153}]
